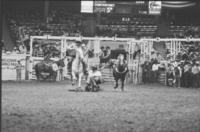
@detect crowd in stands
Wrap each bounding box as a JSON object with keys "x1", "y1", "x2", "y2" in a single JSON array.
[
  {"x1": 169, "y1": 16, "x2": 200, "y2": 38},
  {"x1": 6, "y1": 8, "x2": 84, "y2": 53},
  {"x1": 96, "y1": 15, "x2": 158, "y2": 38},
  {"x1": 4, "y1": 8, "x2": 200, "y2": 59}
]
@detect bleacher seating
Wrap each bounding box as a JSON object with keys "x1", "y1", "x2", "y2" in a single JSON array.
[
  {"x1": 5, "y1": 8, "x2": 200, "y2": 53},
  {"x1": 96, "y1": 14, "x2": 158, "y2": 37}
]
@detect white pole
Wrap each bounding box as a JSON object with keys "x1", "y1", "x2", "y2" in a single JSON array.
[{"x1": 29, "y1": 37, "x2": 33, "y2": 80}]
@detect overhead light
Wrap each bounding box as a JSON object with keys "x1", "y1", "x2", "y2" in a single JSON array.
[{"x1": 162, "y1": 1, "x2": 196, "y2": 8}]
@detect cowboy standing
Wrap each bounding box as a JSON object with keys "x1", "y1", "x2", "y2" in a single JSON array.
[
  {"x1": 191, "y1": 63, "x2": 199, "y2": 88},
  {"x1": 74, "y1": 41, "x2": 88, "y2": 76},
  {"x1": 173, "y1": 64, "x2": 182, "y2": 88},
  {"x1": 99, "y1": 46, "x2": 105, "y2": 64},
  {"x1": 15, "y1": 60, "x2": 23, "y2": 81},
  {"x1": 104, "y1": 46, "x2": 111, "y2": 64}
]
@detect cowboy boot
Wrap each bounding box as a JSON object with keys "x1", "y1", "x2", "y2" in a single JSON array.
[
  {"x1": 72, "y1": 79, "x2": 75, "y2": 86},
  {"x1": 114, "y1": 81, "x2": 118, "y2": 89}
]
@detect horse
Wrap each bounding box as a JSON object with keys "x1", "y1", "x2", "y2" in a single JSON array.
[
  {"x1": 34, "y1": 58, "x2": 65, "y2": 81},
  {"x1": 71, "y1": 47, "x2": 85, "y2": 91},
  {"x1": 112, "y1": 54, "x2": 129, "y2": 91}
]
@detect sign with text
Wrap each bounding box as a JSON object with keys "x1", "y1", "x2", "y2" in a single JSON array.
[
  {"x1": 149, "y1": 1, "x2": 161, "y2": 15},
  {"x1": 81, "y1": 1, "x2": 94, "y2": 13}
]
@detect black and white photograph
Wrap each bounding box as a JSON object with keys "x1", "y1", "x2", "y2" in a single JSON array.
[{"x1": 1, "y1": 0, "x2": 200, "y2": 132}]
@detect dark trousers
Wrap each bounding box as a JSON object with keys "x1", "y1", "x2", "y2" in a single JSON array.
[
  {"x1": 183, "y1": 71, "x2": 191, "y2": 88},
  {"x1": 166, "y1": 72, "x2": 173, "y2": 86},
  {"x1": 82, "y1": 61, "x2": 88, "y2": 75},
  {"x1": 142, "y1": 71, "x2": 147, "y2": 83},
  {"x1": 192, "y1": 73, "x2": 199, "y2": 88},
  {"x1": 174, "y1": 75, "x2": 181, "y2": 87},
  {"x1": 67, "y1": 61, "x2": 72, "y2": 73},
  {"x1": 16, "y1": 70, "x2": 22, "y2": 80},
  {"x1": 180, "y1": 74, "x2": 184, "y2": 87},
  {"x1": 152, "y1": 70, "x2": 158, "y2": 83},
  {"x1": 149, "y1": 71, "x2": 154, "y2": 83},
  {"x1": 198, "y1": 73, "x2": 200, "y2": 88}
]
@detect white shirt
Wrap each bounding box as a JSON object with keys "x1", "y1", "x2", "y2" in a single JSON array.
[
  {"x1": 76, "y1": 47, "x2": 84, "y2": 59},
  {"x1": 88, "y1": 70, "x2": 102, "y2": 78},
  {"x1": 52, "y1": 63, "x2": 59, "y2": 71},
  {"x1": 152, "y1": 64, "x2": 159, "y2": 71}
]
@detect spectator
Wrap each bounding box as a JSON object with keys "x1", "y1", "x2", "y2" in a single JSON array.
[
  {"x1": 173, "y1": 65, "x2": 181, "y2": 88},
  {"x1": 191, "y1": 63, "x2": 200, "y2": 88},
  {"x1": 152, "y1": 60, "x2": 159, "y2": 83},
  {"x1": 19, "y1": 44, "x2": 27, "y2": 54},
  {"x1": 99, "y1": 46, "x2": 105, "y2": 65},
  {"x1": 15, "y1": 60, "x2": 22, "y2": 81},
  {"x1": 166, "y1": 64, "x2": 174, "y2": 86},
  {"x1": 183, "y1": 63, "x2": 192, "y2": 88},
  {"x1": 104, "y1": 46, "x2": 111, "y2": 64}
]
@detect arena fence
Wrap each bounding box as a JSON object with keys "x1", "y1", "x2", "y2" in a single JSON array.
[
  {"x1": 2, "y1": 53, "x2": 27, "y2": 81},
  {"x1": 28, "y1": 36, "x2": 200, "y2": 84}
]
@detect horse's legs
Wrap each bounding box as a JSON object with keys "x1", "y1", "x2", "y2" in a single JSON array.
[
  {"x1": 90, "y1": 78, "x2": 96, "y2": 92},
  {"x1": 121, "y1": 76, "x2": 125, "y2": 91},
  {"x1": 71, "y1": 72, "x2": 76, "y2": 85},
  {"x1": 114, "y1": 78, "x2": 119, "y2": 89},
  {"x1": 78, "y1": 73, "x2": 83, "y2": 89}
]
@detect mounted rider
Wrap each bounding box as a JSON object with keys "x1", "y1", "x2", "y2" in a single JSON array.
[
  {"x1": 80, "y1": 42, "x2": 89, "y2": 75},
  {"x1": 66, "y1": 40, "x2": 89, "y2": 75}
]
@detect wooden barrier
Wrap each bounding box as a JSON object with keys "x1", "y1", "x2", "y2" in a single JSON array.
[{"x1": 2, "y1": 53, "x2": 27, "y2": 80}]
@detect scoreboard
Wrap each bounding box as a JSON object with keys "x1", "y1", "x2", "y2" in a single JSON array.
[
  {"x1": 81, "y1": 1, "x2": 161, "y2": 15},
  {"x1": 94, "y1": 1, "x2": 115, "y2": 13}
]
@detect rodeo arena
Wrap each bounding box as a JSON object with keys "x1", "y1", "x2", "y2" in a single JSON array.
[{"x1": 1, "y1": 1, "x2": 200, "y2": 132}]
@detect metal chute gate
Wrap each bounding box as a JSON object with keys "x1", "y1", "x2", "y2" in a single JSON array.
[{"x1": 28, "y1": 36, "x2": 199, "y2": 84}]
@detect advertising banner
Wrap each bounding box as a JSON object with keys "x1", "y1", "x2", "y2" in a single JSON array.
[{"x1": 149, "y1": 1, "x2": 161, "y2": 15}]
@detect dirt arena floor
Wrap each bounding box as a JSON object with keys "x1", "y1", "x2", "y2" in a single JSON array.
[{"x1": 2, "y1": 81, "x2": 200, "y2": 132}]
